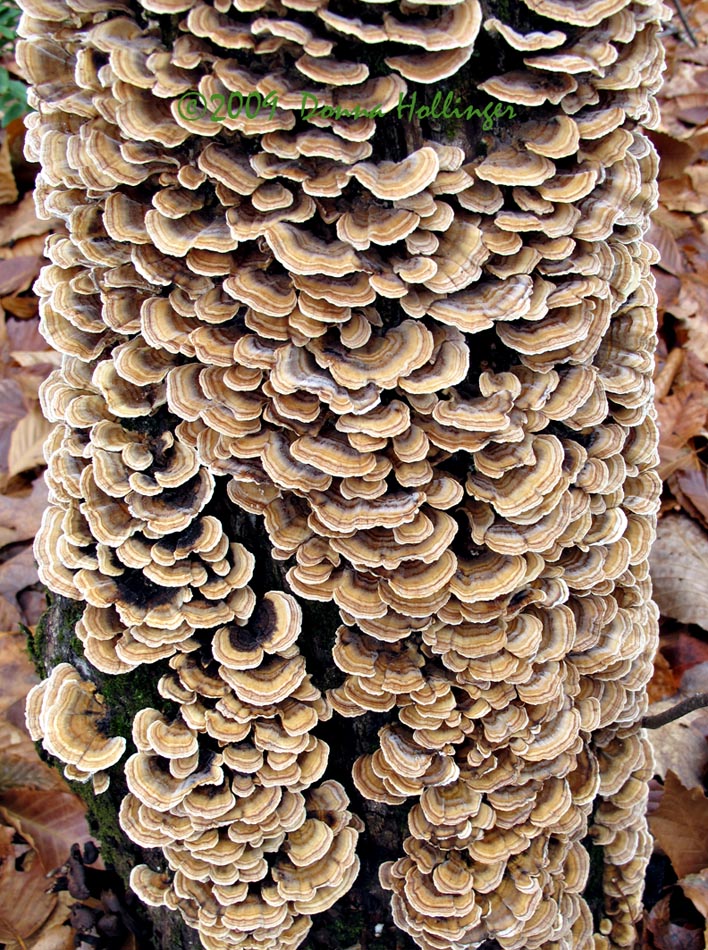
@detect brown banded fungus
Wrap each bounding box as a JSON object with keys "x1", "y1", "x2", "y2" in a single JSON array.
[
  {"x1": 22, "y1": 0, "x2": 664, "y2": 947},
  {"x1": 26, "y1": 662, "x2": 126, "y2": 792}
]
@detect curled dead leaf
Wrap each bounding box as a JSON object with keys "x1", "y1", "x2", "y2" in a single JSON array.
[
  {"x1": 650, "y1": 513, "x2": 708, "y2": 629},
  {"x1": 649, "y1": 772, "x2": 708, "y2": 878},
  {"x1": 8, "y1": 407, "x2": 53, "y2": 477},
  {"x1": 0, "y1": 823, "x2": 56, "y2": 943}
]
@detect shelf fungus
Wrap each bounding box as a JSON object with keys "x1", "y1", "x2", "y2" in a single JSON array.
[
  {"x1": 26, "y1": 663, "x2": 126, "y2": 793},
  {"x1": 21, "y1": 0, "x2": 665, "y2": 948}
]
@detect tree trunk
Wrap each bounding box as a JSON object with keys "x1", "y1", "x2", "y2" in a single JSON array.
[
  {"x1": 31, "y1": 510, "x2": 421, "y2": 950},
  {"x1": 21, "y1": 0, "x2": 664, "y2": 947}
]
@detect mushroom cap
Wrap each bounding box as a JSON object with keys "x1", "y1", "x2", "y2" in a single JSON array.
[
  {"x1": 350, "y1": 148, "x2": 440, "y2": 201},
  {"x1": 284, "y1": 818, "x2": 335, "y2": 867},
  {"x1": 520, "y1": 0, "x2": 628, "y2": 27},
  {"x1": 30, "y1": 663, "x2": 126, "y2": 775},
  {"x1": 125, "y1": 751, "x2": 224, "y2": 811}
]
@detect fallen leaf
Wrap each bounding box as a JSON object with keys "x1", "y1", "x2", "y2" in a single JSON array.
[
  {"x1": 0, "y1": 131, "x2": 17, "y2": 206},
  {"x1": 650, "y1": 514, "x2": 708, "y2": 629},
  {"x1": 646, "y1": 704, "x2": 708, "y2": 789},
  {"x1": 3, "y1": 891, "x2": 75, "y2": 950},
  {"x1": 0, "y1": 377, "x2": 28, "y2": 472},
  {"x1": 0, "y1": 475, "x2": 49, "y2": 549},
  {"x1": 8, "y1": 407, "x2": 53, "y2": 477},
  {"x1": 0, "y1": 256, "x2": 41, "y2": 296},
  {"x1": 645, "y1": 895, "x2": 672, "y2": 950},
  {"x1": 0, "y1": 546, "x2": 39, "y2": 603},
  {"x1": 0, "y1": 718, "x2": 34, "y2": 759},
  {"x1": 0, "y1": 629, "x2": 39, "y2": 718},
  {"x1": 0, "y1": 823, "x2": 56, "y2": 943},
  {"x1": 2, "y1": 235, "x2": 48, "y2": 259},
  {"x1": 680, "y1": 662, "x2": 708, "y2": 700},
  {"x1": 0, "y1": 193, "x2": 54, "y2": 246},
  {"x1": 660, "y1": 632, "x2": 708, "y2": 680},
  {"x1": 17, "y1": 590, "x2": 47, "y2": 627},
  {"x1": 0, "y1": 755, "x2": 63, "y2": 795},
  {"x1": 6, "y1": 315, "x2": 50, "y2": 354},
  {"x1": 1, "y1": 295, "x2": 39, "y2": 319},
  {"x1": 656, "y1": 269, "x2": 682, "y2": 314},
  {"x1": 649, "y1": 772, "x2": 708, "y2": 878},
  {"x1": 660, "y1": 176, "x2": 708, "y2": 214},
  {"x1": 649, "y1": 130, "x2": 698, "y2": 180},
  {"x1": 649, "y1": 220, "x2": 685, "y2": 276},
  {"x1": 645, "y1": 892, "x2": 705, "y2": 950},
  {"x1": 673, "y1": 277, "x2": 708, "y2": 362},
  {"x1": 649, "y1": 652, "x2": 681, "y2": 702},
  {"x1": 656, "y1": 386, "x2": 708, "y2": 477},
  {"x1": 670, "y1": 466, "x2": 708, "y2": 530},
  {"x1": 0, "y1": 595, "x2": 22, "y2": 631},
  {"x1": 680, "y1": 869, "x2": 708, "y2": 935},
  {"x1": 10, "y1": 350, "x2": 60, "y2": 369},
  {"x1": 0, "y1": 789, "x2": 92, "y2": 874}
]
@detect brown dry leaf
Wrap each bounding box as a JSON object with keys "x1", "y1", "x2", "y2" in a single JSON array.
[
  {"x1": 650, "y1": 130, "x2": 698, "y2": 179},
  {"x1": 0, "y1": 133, "x2": 18, "y2": 207},
  {"x1": 680, "y1": 869, "x2": 708, "y2": 945},
  {"x1": 644, "y1": 893, "x2": 705, "y2": 950},
  {"x1": 670, "y1": 466, "x2": 708, "y2": 530},
  {"x1": 0, "y1": 823, "x2": 56, "y2": 943},
  {"x1": 656, "y1": 270, "x2": 682, "y2": 314},
  {"x1": 0, "y1": 475, "x2": 49, "y2": 549},
  {"x1": 18, "y1": 591, "x2": 46, "y2": 628},
  {"x1": 649, "y1": 772, "x2": 708, "y2": 878},
  {"x1": 3, "y1": 891, "x2": 75, "y2": 950},
  {"x1": 8, "y1": 407, "x2": 53, "y2": 477},
  {"x1": 0, "y1": 546, "x2": 39, "y2": 604},
  {"x1": 0, "y1": 755, "x2": 64, "y2": 795},
  {"x1": 0, "y1": 194, "x2": 54, "y2": 246},
  {"x1": 2, "y1": 296, "x2": 39, "y2": 319},
  {"x1": 0, "y1": 629, "x2": 39, "y2": 719},
  {"x1": 660, "y1": 176, "x2": 708, "y2": 214},
  {"x1": 11, "y1": 350, "x2": 60, "y2": 369},
  {"x1": 648, "y1": 220, "x2": 685, "y2": 276},
  {"x1": 649, "y1": 652, "x2": 681, "y2": 702},
  {"x1": 0, "y1": 378, "x2": 29, "y2": 472},
  {"x1": 0, "y1": 789, "x2": 93, "y2": 874},
  {"x1": 646, "y1": 703, "x2": 708, "y2": 789},
  {"x1": 0, "y1": 257, "x2": 41, "y2": 296},
  {"x1": 0, "y1": 714, "x2": 34, "y2": 759},
  {"x1": 0, "y1": 596, "x2": 22, "y2": 631},
  {"x1": 670, "y1": 274, "x2": 708, "y2": 362},
  {"x1": 655, "y1": 666, "x2": 708, "y2": 789},
  {"x1": 5, "y1": 314, "x2": 45, "y2": 352},
  {"x1": 656, "y1": 385, "x2": 708, "y2": 477},
  {"x1": 4, "y1": 235, "x2": 49, "y2": 259},
  {"x1": 650, "y1": 513, "x2": 708, "y2": 629}
]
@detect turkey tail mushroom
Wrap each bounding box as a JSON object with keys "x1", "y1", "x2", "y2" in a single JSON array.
[{"x1": 21, "y1": 0, "x2": 665, "y2": 947}]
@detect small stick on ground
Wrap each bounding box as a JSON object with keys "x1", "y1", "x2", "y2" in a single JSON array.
[
  {"x1": 672, "y1": 0, "x2": 699, "y2": 48},
  {"x1": 642, "y1": 692, "x2": 708, "y2": 729}
]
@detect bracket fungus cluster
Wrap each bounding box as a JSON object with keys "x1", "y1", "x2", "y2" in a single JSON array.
[{"x1": 20, "y1": 0, "x2": 666, "y2": 947}]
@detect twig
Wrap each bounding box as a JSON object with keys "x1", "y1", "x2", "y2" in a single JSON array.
[
  {"x1": 671, "y1": 0, "x2": 699, "y2": 48},
  {"x1": 642, "y1": 692, "x2": 708, "y2": 729},
  {"x1": 653, "y1": 347, "x2": 684, "y2": 400}
]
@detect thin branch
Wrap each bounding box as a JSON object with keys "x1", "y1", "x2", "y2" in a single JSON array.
[
  {"x1": 672, "y1": 0, "x2": 699, "y2": 48},
  {"x1": 642, "y1": 692, "x2": 708, "y2": 729}
]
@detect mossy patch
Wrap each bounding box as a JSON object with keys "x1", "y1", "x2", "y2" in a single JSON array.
[
  {"x1": 97, "y1": 666, "x2": 174, "y2": 745},
  {"x1": 26, "y1": 593, "x2": 85, "y2": 678},
  {"x1": 71, "y1": 777, "x2": 130, "y2": 871}
]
